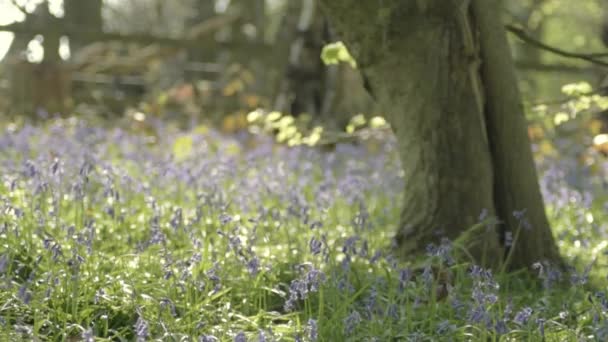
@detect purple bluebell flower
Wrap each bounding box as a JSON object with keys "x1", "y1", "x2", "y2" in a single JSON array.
[
  {"x1": 0, "y1": 254, "x2": 9, "y2": 274},
  {"x1": 352, "y1": 203, "x2": 369, "y2": 231},
  {"x1": 344, "y1": 310, "x2": 362, "y2": 335},
  {"x1": 341, "y1": 255, "x2": 351, "y2": 271},
  {"x1": 219, "y1": 213, "x2": 232, "y2": 225},
  {"x1": 533, "y1": 261, "x2": 561, "y2": 289},
  {"x1": 512, "y1": 209, "x2": 532, "y2": 230},
  {"x1": 94, "y1": 289, "x2": 106, "y2": 304},
  {"x1": 570, "y1": 262, "x2": 592, "y2": 286},
  {"x1": 421, "y1": 265, "x2": 433, "y2": 287},
  {"x1": 160, "y1": 298, "x2": 177, "y2": 317},
  {"x1": 309, "y1": 237, "x2": 322, "y2": 255},
  {"x1": 451, "y1": 297, "x2": 466, "y2": 315},
  {"x1": 364, "y1": 286, "x2": 377, "y2": 318},
  {"x1": 468, "y1": 305, "x2": 488, "y2": 324},
  {"x1": 309, "y1": 221, "x2": 323, "y2": 230},
  {"x1": 18, "y1": 284, "x2": 32, "y2": 304},
  {"x1": 369, "y1": 250, "x2": 382, "y2": 265},
  {"x1": 134, "y1": 316, "x2": 149, "y2": 341},
  {"x1": 387, "y1": 304, "x2": 399, "y2": 320},
  {"x1": 513, "y1": 307, "x2": 533, "y2": 326},
  {"x1": 495, "y1": 320, "x2": 509, "y2": 335},
  {"x1": 246, "y1": 256, "x2": 260, "y2": 276},
  {"x1": 385, "y1": 255, "x2": 398, "y2": 269},
  {"x1": 307, "y1": 319, "x2": 318, "y2": 341},
  {"x1": 342, "y1": 236, "x2": 359, "y2": 255},
  {"x1": 170, "y1": 207, "x2": 183, "y2": 230},
  {"x1": 229, "y1": 235, "x2": 243, "y2": 254},
  {"x1": 398, "y1": 268, "x2": 412, "y2": 292},
  {"x1": 234, "y1": 332, "x2": 247, "y2": 342},
  {"x1": 305, "y1": 267, "x2": 326, "y2": 292},
  {"x1": 359, "y1": 240, "x2": 368, "y2": 257},
  {"x1": 82, "y1": 328, "x2": 95, "y2": 342},
  {"x1": 257, "y1": 330, "x2": 267, "y2": 342},
  {"x1": 536, "y1": 318, "x2": 545, "y2": 338},
  {"x1": 337, "y1": 278, "x2": 355, "y2": 294}
]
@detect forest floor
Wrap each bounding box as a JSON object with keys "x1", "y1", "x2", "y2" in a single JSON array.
[{"x1": 0, "y1": 118, "x2": 607, "y2": 341}]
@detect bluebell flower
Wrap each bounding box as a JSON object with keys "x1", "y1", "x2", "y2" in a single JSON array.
[
  {"x1": 468, "y1": 305, "x2": 488, "y2": 324},
  {"x1": 341, "y1": 255, "x2": 351, "y2": 271},
  {"x1": 309, "y1": 221, "x2": 323, "y2": 230},
  {"x1": 344, "y1": 310, "x2": 362, "y2": 335},
  {"x1": 369, "y1": 250, "x2": 382, "y2": 265},
  {"x1": 450, "y1": 297, "x2": 466, "y2": 315},
  {"x1": 495, "y1": 320, "x2": 509, "y2": 335},
  {"x1": 512, "y1": 209, "x2": 532, "y2": 230},
  {"x1": 309, "y1": 237, "x2": 322, "y2": 255},
  {"x1": 234, "y1": 332, "x2": 247, "y2": 342},
  {"x1": 513, "y1": 307, "x2": 533, "y2": 326},
  {"x1": 533, "y1": 261, "x2": 561, "y2": 289},
  {"x1": 305, "y1": 267, "x2": 326, "y2": 292},
  {"x1": 421, "y1": 265, "x2": 433, "y2": 287},
  {"x1": 359, "y1": 240, "x2": 368, "y2": 257},
  {"x1": 342, "y1": 236, "x2": 359, "y2": 255},
  {"x1": 364, "y1": 286, "x2": 378, "y2": 318},
  {"x1": 229, "y1": 235, "x2": 243, "y2": 254},
  {"x1": 170, "y1": 207, "x2": 183, "y2": 230},
  {"x1": 387, "y1": 304, "x2": 399, "y2": 320},
  {"x1": 398, "y1": 268, "x2": 412, "y2": 292},
  {"x1": 337, "y1": 278, "x2": 354, "y2": 294},
  {"x1": 246, "y1": 256, "x2": 260, "y2": 276},
  {"x1": 307, "y1": 319, "x2": 318, "y2": 341},
  {"x1": 0, "y1": 254, "x2": 9, "y2": 274},
  {"x1": 82, "y1": 328, "x2": 95, "y2": 342},
  {"x1": 257, "y1": 330, "x2": 267, "y2": 342},
  {"x1": 134, "y1": 316, "x2": 149, "y2": 341},
  {"x1": 536, "y1": 318, "x2": 545, "y2": 338},
  {"x1": 219, "y1": 213, "x2": 233, "y2": 225},
  {"x1": 19, "y1": 288, "x2": 32, "y2": 305},
  {"x1": 160, "y1": 298, "x2": 177, "y2": 317},
  {"x1": 570, "y1": 262, "x2": 592, "y2": 286}
]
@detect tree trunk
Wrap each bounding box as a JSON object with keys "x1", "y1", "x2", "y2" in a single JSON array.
[
  {"x1": 319, "y1": 0, "x2": 561, "y2": 269},
  {"x1": 64, "y1": 0, "x2": 103, "y2": 52}
]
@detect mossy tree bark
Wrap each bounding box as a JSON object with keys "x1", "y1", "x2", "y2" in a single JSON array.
[{"x1": 319, "y1": 0, "x2": 561, "y2": 269}]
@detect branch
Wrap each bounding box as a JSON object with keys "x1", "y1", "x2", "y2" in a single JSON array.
[
  {"x1": 505, "y1": 24, "x2": 608, "y2": 68},
  {"x1": 8, "y1": 0, "x2": 28, "y2": 16},
  {"x1": 513, "y1": 60, "x2": 595, "y2": 74},
  {"x1": 186, "y1": 12, "x2": 241, "y2": 40},
  {"x1": 0, "y1": 22, "x2": 270, "y2": 54}
]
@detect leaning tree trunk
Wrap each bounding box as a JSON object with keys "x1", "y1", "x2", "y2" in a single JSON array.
[{"x1": 319, "y1": 0, "x2": 561, "y2": 269}]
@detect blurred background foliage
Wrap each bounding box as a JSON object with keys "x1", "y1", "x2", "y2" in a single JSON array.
[{"x1": 0, "y1": 0, "x2": 607, "y2": 169}]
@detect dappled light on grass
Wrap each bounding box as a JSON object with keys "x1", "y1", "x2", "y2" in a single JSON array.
[{"x1": 0, "y1": 118, "x2": 607, "y2": 340}]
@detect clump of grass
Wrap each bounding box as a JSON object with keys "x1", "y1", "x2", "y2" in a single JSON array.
[{"x1": 0, "y1": 119, "x2": 607, "y2": 341}]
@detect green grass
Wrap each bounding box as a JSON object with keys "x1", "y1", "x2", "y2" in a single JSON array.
[{"x1": 0, "y1": 120, "x2": 607, "y2": 341}]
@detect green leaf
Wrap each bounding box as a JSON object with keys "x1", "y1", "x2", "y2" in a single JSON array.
[
  {"x1": 321, "y1": 41, "x2": 357, "y2": 68},
  {"x1": 561, "y1": 82, "x2": 591, "y2": 96}
]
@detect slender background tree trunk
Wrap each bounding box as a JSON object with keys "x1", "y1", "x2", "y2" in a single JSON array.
[{"x1": 472, "y1": 0, "x2": 561, "y2": 267}]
